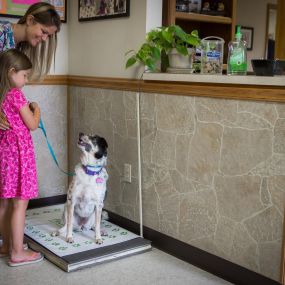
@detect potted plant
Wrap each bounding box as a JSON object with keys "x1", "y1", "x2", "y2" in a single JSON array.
[{"x1": 125, "y1": 25, "x2": 200, "y2": 72}]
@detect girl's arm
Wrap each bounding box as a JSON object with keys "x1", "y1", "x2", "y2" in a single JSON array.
[{"x1": 19, "y1": 102, "x2": 41, "y2": 131}]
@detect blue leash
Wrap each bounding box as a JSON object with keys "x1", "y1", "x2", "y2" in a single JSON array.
[{"x1": 38, "y1": 118, "x2": 75, "y2": 176}]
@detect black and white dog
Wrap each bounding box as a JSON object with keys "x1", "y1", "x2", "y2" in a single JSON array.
[{"x1": 52, "y1": 133, "x2": 108, "y2": 244}]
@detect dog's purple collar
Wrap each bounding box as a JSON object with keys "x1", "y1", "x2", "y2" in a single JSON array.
[{"x1": 82, "y1": 165, "x2": 103, "y2": 176}]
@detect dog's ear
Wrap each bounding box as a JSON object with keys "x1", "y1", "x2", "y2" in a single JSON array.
[
  {"x1": 94, "y1": 137, "x2": 108, "y2": 159},
  {"x1": 100, "y1": 137, "x2": 108, "y2": 149}
]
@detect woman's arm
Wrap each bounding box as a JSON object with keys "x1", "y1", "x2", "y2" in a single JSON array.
[
  {"x1": 0, "y1": 111, "x2": 10, "y2": 130},
  {"x1": 20, "y1": 102, "x2": 41, "y2": 131}
]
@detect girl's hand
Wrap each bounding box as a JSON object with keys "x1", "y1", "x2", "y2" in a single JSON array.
[
  {"x1": 29, "y1": 102, "x2": 39, "y2": 113},
  {"x1": 0, "y1": 111, "x2": 9, "y2": 130}
]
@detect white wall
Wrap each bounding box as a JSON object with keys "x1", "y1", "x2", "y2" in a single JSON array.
[
  {"x1": 237, "y1": 0, "x2": 276, "y2": 70},
  {"x1": 146, "y1": 0, "x2": 162, "y2": 32},
  {"x1": 68, "y1": 0, "x2": 148, "y2": 78},
  {"x1": 1, "y1": 1, "x2": 163, "y2": 78},
  {"x1": 1, "y1": 1, "x2": 280, "y2": 76},
  {"x1": 50, "y1": 24, "x2": 68, "y2": 75}
]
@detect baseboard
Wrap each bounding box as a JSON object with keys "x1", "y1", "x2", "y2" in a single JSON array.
[
  {"x1": 108, "y1": 212, "x2": 281, "y2": 285},
  {"x1": 28, "y1": 195, "x2": 67, "y2": 209},
  {"x1": 28, "y1": 196, "x2": 281, "y2": 285}
]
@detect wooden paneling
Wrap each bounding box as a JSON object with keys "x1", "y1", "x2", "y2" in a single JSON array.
[
  {"x1": 162, "y1": 0, "x2": 176, "y2": 25},
  {"x1": 163, "y1": 0, "x2": 237, "y2": 57},
  {"x1": 35, "y1": 75, "x2": 285, "y2": 103},
  {"x1": 276, "y1": 0, "x2": 285, "y2": 59}
]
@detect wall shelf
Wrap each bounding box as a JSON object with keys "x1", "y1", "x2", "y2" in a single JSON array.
[
  {"x1": 175, "y1": 12, "x2": 232, "y2": 25},
  {"x1": 163, "y1": 0, "x2": 237, "y2": 62}
]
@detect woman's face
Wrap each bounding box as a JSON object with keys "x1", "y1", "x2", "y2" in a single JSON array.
[{"x1": 26, "y1": 15, "x2": 57, "y2": 47}]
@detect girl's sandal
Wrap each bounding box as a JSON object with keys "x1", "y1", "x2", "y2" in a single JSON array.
[{"x1": 8, "y1": 252, "x2": 44, "y2": 267}]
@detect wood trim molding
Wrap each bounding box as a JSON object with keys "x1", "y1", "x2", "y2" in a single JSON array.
[
  {"x1": 68, "y1": 75, "x2": 285, "y2": 103},
  {"x1": 30, "y1": 75, "x2": 69, "y2": 85},
  {"x1": 140, "y1": 80, "x2": 285, "y2": 103},
  {"x1": 68, "y1": 75, "x2": 141, "y2": 91},
  {"x1": 35, "y1": 75, "x2": 285, "y2": 103}
]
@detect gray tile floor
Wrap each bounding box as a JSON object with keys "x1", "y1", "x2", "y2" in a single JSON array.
[{"x1": 0, "y1": 247, "x2": 233, "y2": 285}]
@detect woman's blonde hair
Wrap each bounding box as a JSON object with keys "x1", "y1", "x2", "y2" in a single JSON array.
[
  {"x1": 17, "y1": 2, "x2": 61, "y2": 80},
  {"x1": 0, "y1": 49, "x2": 32, "y2": 106}
]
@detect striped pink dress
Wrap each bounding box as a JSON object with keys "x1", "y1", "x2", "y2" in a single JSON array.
[{"x1": 0, "y1": 88, "x2": 38, "y2": 199}]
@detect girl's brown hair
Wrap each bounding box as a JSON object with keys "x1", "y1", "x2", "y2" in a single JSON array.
[
  {"x1": 17, "y1": 2, "x2": 61, "y2": 80},
  {"x1": 0, "y1": 49, "x2": 32, "y2": 106}
]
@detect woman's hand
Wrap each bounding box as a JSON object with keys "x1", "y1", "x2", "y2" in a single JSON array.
[{"x1": 0, "y1": 111, "x2": 9, "y2": 130}]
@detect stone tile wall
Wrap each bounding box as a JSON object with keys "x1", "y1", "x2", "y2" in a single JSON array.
[
  {"x1": 24, "y1": 85, "x2": 68, "y2": 198},
  {"x1": 69, "y1": 86, "x2": 285, "y2": 281}
]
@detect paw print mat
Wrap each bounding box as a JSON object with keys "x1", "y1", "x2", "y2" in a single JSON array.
[{"x1": 24, "y1": 204, "x2": 151, "y2": 272}]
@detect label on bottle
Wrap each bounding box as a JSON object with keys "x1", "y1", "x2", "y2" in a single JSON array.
[
  {"x1": 206, "y1": 51, "x2": 221, "y2": 59},
  {"x1": 229, "y1": 48, "x2": 247, "y2": 73}
]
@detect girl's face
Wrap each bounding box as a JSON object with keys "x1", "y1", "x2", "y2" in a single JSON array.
[
  {"x1": 26, "y1": 15, "x2": 58, "y2": 47},
  {"x1": 9, "y1": 69, "x2": 31, "y2": 89}
]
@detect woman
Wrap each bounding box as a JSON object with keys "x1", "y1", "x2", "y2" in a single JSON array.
[
  {"x1": 0, "y1": 2, "x2": 61, "y2": 256},
  {"x1": 0, "y1": 2, "x2": 61, "y2": 130}
]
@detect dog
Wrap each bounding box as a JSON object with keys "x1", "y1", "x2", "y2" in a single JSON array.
[{"x1": 52, "y1": 132, "x2": 108, "y2": 244}]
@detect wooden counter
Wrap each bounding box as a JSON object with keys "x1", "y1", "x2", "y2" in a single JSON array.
[
  {"x1": 142, "y1": 73, "x2": 285, "y2": 103},
  {"x1": 34, "y1": 74, "x2": 285, "y2": 103},
  {"x1": 143, "y1": 73, "x2": 285, "y2": 86}
]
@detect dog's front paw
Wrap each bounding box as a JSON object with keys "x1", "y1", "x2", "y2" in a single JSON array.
[
  {"x1": 66, "y1": 236, "x2": 74, "y2": 243},
  {"x1": 95, "y1": 237, "x2": 103, "y2": 244},
  {"x1": 51, "y1": 231, "x2": 59, "y2": 237}
]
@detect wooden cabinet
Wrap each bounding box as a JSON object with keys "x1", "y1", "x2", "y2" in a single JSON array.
[{"x1": 163, "y1": 0, "x2": 237, "y2": 61}]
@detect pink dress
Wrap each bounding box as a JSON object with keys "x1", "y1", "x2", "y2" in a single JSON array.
[{"x1": 0, "y1": 88, "x2": 38, "y2": 199}]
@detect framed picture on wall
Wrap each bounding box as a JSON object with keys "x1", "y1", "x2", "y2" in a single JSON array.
[
  {"x1": 240, "y1": 26, "x2": 254, "y2": 51},
  {"x1": 78, "y1": 0, "x2": 130, "y2": 22},
  {"x1": 0, "y1": 0, "x2": 67, "y2": 23}
]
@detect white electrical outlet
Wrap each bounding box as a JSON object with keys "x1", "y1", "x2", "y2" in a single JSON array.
[{"x1": 123, "y1": 163, "x2": 132, "y2": 183}]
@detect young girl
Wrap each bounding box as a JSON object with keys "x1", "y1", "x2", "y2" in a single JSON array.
[
  {"x1": 0, "y1": 49, "x2": 43, "y2": 266},
  {"x1": 0, "y1": 2, "x2": 61, "y2": 249},
  {"x1": 0, "y1": 2, "x2": 61, "y2": 130}
]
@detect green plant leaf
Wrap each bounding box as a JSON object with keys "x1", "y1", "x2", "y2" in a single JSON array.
[
  {"x1": 124, "y1": 24, "x2": 200, "y2": 71},
  {"x1": 146, "y1": 29, "x2": 160, "y2": 42},
  {"x1": 151, "y1": 46, "x2": 161, "y2": 60},
  {"x1": 191, "y1": 30, "x2": 199, "y2": 38},
  {"x1": 176, "y1": 44, "x2": 188, "y2": 55},
  {"x1": 173, "y1": 25, "x2": 188, "y2": 42},
  {"x1": 162, "y1": 29, "x2": 173, "y2": 44},
  {"x1": 125, "y1": 56, "x2": 137, "y2": 68},
  {"x1": 145, "y1": 58, "x2": 156, "y2": 71}
]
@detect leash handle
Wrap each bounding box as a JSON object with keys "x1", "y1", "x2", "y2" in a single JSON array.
[{"x1": 39, "y1": 119, "x2": 75, "y2": 177}]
